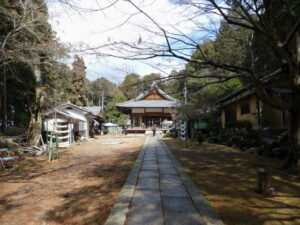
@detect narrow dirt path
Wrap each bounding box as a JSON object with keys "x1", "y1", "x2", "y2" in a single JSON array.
[{"x1": 0, "y1": 135, "x2": 145, "y2": 225}]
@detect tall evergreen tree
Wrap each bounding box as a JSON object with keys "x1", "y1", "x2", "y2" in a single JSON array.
[
  {"x1": 120, "y1": 73, "x2": 141, "y2": 99},
  {"x1": 70, "y1": 55, "x2": 88, "y2": 106}
]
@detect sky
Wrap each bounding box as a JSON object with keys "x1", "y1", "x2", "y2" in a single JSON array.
[{"x1": 47, "y1": 0, "x2": 220, "y2": 83}]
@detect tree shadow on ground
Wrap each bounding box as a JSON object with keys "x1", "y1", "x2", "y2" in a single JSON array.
[
  {"x1": 0, "y1": 141, "x2": 141, "y2": 225},
  {"x1": 164, "y1": 139, "x2": 300, "y2": 225},
  {"x1": 42, "y1": 150, "x2": 139, "y2": 225}
]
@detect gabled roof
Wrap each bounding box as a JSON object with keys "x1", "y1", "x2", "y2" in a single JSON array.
[
  {"x1": 55, "y1": 102, "x2": 92, "y2": 114},
  {"x1": 116, "y1": 82, "x2": 180, "y2": 109},
  {"x1": 81, "y1": 106, "x2": 102, "y2": 116},
  {"x1": 135, "y1": 82, "x2": 178, "y2": 101},
  {"x1": 44, "y1": 102, "x2": 104, "y2": 120},
  {"x1": 216, "y1": 69, "x2": 286, "y2": 106},
  {"x1": 44, "y1": 109, "x2": 86, "y2": 121}
]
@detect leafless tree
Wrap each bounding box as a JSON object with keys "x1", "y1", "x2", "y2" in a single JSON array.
[{"x1": 53, "y1": 0, "x2": 300, "y2": 169}]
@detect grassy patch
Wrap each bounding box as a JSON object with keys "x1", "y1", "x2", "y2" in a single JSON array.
[{"x1": 163, "y1": 138, "x2": 300, "y2": 225}]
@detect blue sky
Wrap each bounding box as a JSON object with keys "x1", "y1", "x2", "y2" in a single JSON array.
[{"x1": 47, "y1": 0, "x2": 220, "y2": 83}]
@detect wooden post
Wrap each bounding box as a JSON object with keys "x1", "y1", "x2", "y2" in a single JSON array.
[
  {"x1": 257, "y1": 168, "x2": 269, "y2": 194},
  {"x1": 139, "y1": 116, "x2": 142, "y2": 128}
]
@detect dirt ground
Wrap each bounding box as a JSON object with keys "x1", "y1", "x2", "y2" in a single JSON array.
[
  {"x1": 0, "y1": 135, "x2": 145, "y2": 225},
  {"x1": 164, "y1": 138, "x2": 300, "y2": 225}
]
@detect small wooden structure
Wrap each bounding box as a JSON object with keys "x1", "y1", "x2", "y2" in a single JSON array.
[
  {"x1": 43, "y1": 102, "x2": 104, "y2": 147},
  {"x1": 116, "y1": 82, "x2": 180, "y2": 134}
]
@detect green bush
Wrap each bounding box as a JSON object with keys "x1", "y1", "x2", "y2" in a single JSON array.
[
  {"x1": 103, "y1": 128, "x2": 109, "y2": 135},
  {"x1": 163, "y1": 132, "x2": 171, "y2": 138}
]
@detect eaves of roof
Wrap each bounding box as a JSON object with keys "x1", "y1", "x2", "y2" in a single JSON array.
[
  {"x1": 134, "y1": 83, "x2": 178, "y2": 102},
  {"x1": 44, "y1": 109, "x2": 86, "y2": 121},
  {"x1": 116, "y1": 99, "x2": 181, "y2": 108},
  {"x1": 216, "y1": 68, "x2": 284, "y2": 105}
]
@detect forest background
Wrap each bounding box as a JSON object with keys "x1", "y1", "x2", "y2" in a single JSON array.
[
  {"x1": 0, "y1": 0, "x2": 245, "y2": 134},
  {"x1": 1, "y1": 0, "x2": 299, "y2": 170}
]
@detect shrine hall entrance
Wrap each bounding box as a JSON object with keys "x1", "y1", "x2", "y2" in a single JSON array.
[
  {"x1": 144, "y1": 117, "x2": 161, "y2": 128},
  {"x1": 132, "y1": 116, "x2": 173, "y2": 128}
]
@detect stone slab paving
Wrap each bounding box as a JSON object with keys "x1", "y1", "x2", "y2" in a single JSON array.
[{"x1": 105, "y1": 135, "x2": 223, "y2": 225}]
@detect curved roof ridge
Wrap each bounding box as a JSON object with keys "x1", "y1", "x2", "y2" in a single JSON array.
[{"x1": 134, "y1": 85, "x2": 178, "y2": 102}]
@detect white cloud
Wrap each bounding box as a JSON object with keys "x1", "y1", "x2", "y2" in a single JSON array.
[{"x1": 47, "y1": 0, "x2": 219, "y2": 83}]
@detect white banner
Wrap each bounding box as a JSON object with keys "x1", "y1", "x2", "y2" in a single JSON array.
[{"x1": 179, "y1": 120, "x2": 187, "y2": 140}]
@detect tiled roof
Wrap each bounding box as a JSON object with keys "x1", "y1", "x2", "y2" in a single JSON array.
[
  {"x1": 116, "y1": 99, "x2": 180, "y2": 108},
  {"x1": 44, "y1": 109, "x2": 86, "y2": 121},
  {"x1": 45, "y1": 102, "x2": 104, "y2": 120},
  {"x1": 216, "y1": 68, "x2": 284, "y2": 105},
  {"x1": 135, "y1": 82, "x2": 178, "y2": 102},
  {"x1": 81, "y1": 106, "x2": 102, "y2": 116},
  {"x1": 116, "y1": 82, "x2": 180, "y2": 109}
]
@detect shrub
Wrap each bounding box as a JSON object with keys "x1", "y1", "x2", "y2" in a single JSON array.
[
  {"x1": 163, "y1": 132, "x2": 171, "y2": 138},
  {"x1": 103, "y1": 128, "x2": 109, "y2": 135}
]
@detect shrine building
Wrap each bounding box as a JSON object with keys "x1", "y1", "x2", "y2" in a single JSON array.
[{"x1": 116, "y1": 83, "x2": 180, "y2": 133}]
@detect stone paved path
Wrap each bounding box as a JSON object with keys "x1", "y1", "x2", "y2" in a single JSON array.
[{"x1": 105, "y1": 135, "x2": 223, "y2": 225}]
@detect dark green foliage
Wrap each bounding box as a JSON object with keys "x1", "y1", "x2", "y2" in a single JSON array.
[
  {"x1": 119, "y1": 73, "x2": 142, "y2": 99},
  {"x1": 46, "y1": 63, "x2": 73, "y2": 108},
  {"x1": 0, "y1": 0, "x2": 75, "y2": 142},
  {"x1": 87, "y1": 77, "x2": 117, "y2": 106},
  {"x1": 4, "y1": 61, "x2": 36, "y2": 128},
  {"x1": 69, "y1": 55, "x2": 88, "y2": 106},
  {"x1": 214, "y1": 22, "x2": 251, "y2": 68},
  {"x1": 142, "y1": 73, "x2": 163, "y2": 90},
  {"x1": 103, "y1": 128, "x2": 108, "y2": 135},
  {"x1": 105, "y1": 89, "x2": 127, "y2": 126}
]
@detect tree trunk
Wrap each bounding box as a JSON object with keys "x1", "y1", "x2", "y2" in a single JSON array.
[
  {"x1": 2, "y1": 65, "x2": 7, "y2": 131},
  {"x1": 282, "y1": 86, "x2": 300, "y2": 171},
  {"x1": 27, "y1": 67, "x2": 44, "y2": 147},
  {"x1": 27, "y1": 116, "x2": 42, "y2": 147},
  {"x1": 281, "y1": 28, "x2": 300, "y2": 171},
  {"x1": 282, "y1": 30, "x2": 300, "y2": 171}
]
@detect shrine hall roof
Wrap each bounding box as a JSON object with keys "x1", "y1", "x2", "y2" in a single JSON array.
[
  {"x1": 116, "y1": 99, "x2": 180, "y2": 108},
  {"x1": 116, "y1": 82, "x2": 180, "y2": 108}
]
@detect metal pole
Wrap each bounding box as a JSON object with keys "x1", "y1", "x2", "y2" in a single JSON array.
[
  {"x1": 184, "y1": 83, "x2": 187, "y2": 104},
  {"x1": 184, "y1": 83, "x2": 188, "y2": 142},
  {"x1": 101, "y1": 90, "x2": 104, "y2": 110}
]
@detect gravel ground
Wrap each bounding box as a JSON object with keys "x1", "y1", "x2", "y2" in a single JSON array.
[{"x1": 0, "y1": 135, "x2": 145, "y2": 225}]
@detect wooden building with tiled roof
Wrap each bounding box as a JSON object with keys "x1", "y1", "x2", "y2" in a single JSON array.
[{"x1": 116, "y1": 82, "x2": 180, "y2": 133}]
